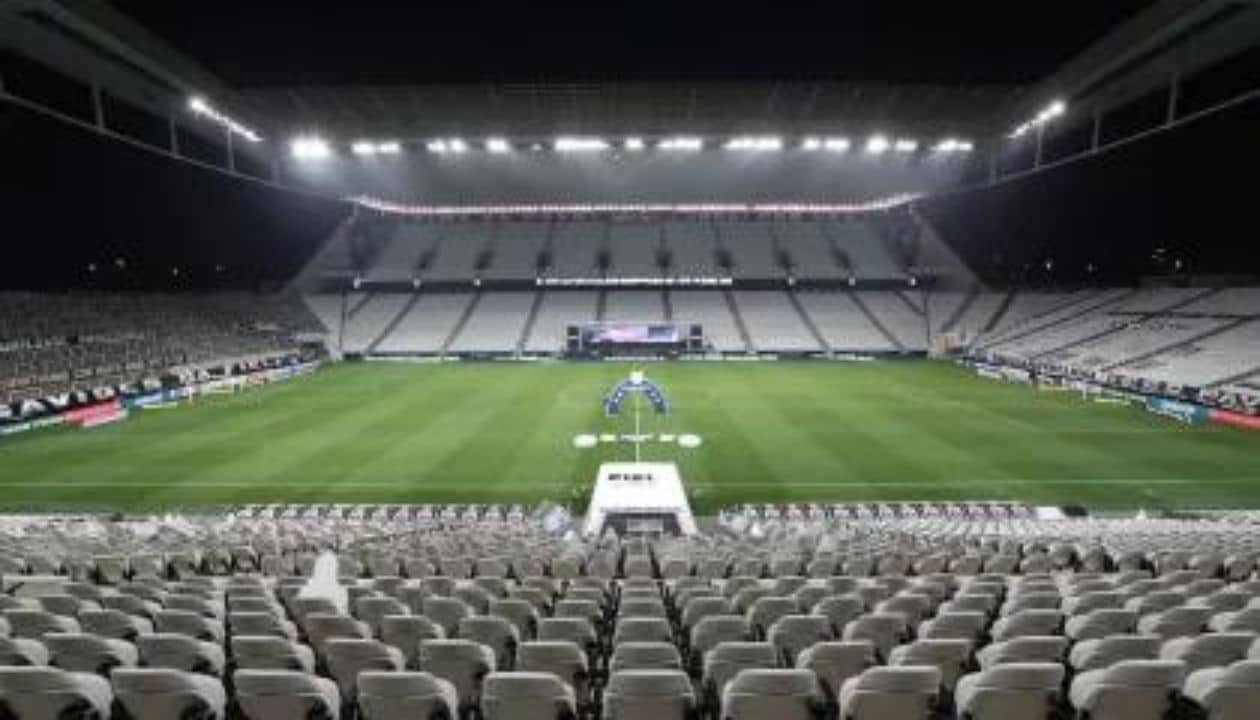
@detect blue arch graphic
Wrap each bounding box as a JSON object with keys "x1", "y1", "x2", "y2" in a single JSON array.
[{"x1": 604, "y1": 376, "x2": 669, "y2": 415}]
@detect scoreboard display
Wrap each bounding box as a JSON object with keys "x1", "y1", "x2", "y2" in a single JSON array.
[{"x1": 567, "y1": 322, "x2": 703, "y2": 354}]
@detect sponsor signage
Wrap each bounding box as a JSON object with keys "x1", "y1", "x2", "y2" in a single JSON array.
[
  {"x1": 1, "y1": 355, "x2": 319, "y2": 438},
  {"x1": 1144, "y1": 397, "x2": 1210, "y2": 424},
  {"x1": 1210, "y1": 408, "x2": 1260, "y2": 431}
]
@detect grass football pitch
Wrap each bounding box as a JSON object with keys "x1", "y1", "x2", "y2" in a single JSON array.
[{"x1": 2, "y1": 360, "x2": 1259, "y2": 513}]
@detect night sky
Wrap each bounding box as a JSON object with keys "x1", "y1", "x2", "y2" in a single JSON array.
[{"x1": 107, "y1": 1, "x2": 1157, "y2": 87}]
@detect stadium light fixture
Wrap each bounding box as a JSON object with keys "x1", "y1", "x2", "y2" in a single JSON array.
[
  {"x1": 658, "y1": 136, "x2": 703, "y2": 151},
  {"x1": 894, "y1": 139, "x2": 918, "y2": 153},
  {"x1": 428, "y1": 138, "x2": 467, "y2": 154},
  {"x1": 823, "y1": 138, "x2": 851, "y2": 153},
  {"x1": 554, "y1": 137, "x2": 609, "y2": 152},
  {"x1": 724, "y1": 136, "x2": 782, "y2": 151},
  {"x1": 1011, "y1": 98, "x2": 1068, "y2": 139},
  {"x1": 290, "y1": 136, "x2": 331, "y2": 160},
  {"x1": 933, "y1": 138, "x2": 974, "y2": 153},
  {"x1": 486, "y1": 138, "x2": 511, "y2": 153},
  {"x1": 801, "y1": 137, "x2": 822, "y2": 151},
  {"x1": 624, "y1": 137, "x2": 645, "y2": 151},
  {"x1": 353, "y1": 140, "x2": 401, "y2": 156},
  {"x1": 865, "y1": 135, "x2": 890, "y2": 154},
  {"x1": 187, "y1": 95, "x2": 262, "y2": 143}
]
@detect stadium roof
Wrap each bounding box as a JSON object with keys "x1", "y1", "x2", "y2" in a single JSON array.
[
  {"x1": 5, "y1": 0, "x2": 1258, "y2": 148},
  {"x1": 240, "y1": 81, "x2": 1018, "y2": 141}
]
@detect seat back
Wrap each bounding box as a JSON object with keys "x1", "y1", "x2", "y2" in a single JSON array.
[
  {"x1": 603, "y1": 670, "x2": 695, "y2": 720},
  {"x1": 610, "y1": 642, "x2": 683, "y2": 673},
  {"x1": 357, "y1": 670, "x2": 458, "y2": 719},
  {"x1": 112, "y1": 668, "x2": 226, "y2": 720},
  {"x1": 796, "y1": 641, "x2": 874, "y2": 697},
  {"x1": 482, "y1": 671, "x2": 575, "y2": 720},
  {"x1": 136, "y1": 633, "x2": 224, "y2": 676},
  {"x1": 231, "y1": 636, "x2": 313, "y2": 673},
  {"x1": 234, "y1": 669, "x2": 341, "y2": 720},
  {"x1": 323, "y1": 639, "x2": 404, "y2": 698},
  {"x1": 418, "y1": 639, "x2": 495, "y2": 709},
  {"x1": 44, "y1": 633, "x2": 137, "y2": 675},
  {"x1": 0, "y1": 666, "x2": 112, "y2": 718},
  {"x1": 841, "y1": 666, "x2": 941, "y2": 720},
  {"x1": 703, "y1": 641, "x2": 778, "y2": 695},
  {"x1": 722, "y1": 668, "x2": 823, "y2": 720}
]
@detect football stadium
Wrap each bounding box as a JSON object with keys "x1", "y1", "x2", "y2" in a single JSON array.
[{"x1": 1, "y1": 2, "x2": 1260, "y2": 718}]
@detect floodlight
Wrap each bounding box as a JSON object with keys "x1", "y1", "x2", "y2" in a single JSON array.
[
  {"x1": 624, "y1": 137, "x2": 645, "y2": 151},
  {"x1": 823, "y1": 137, "x2": 851, "y2": 152},
  {"x1": 486, "y1": 138, "x2": 510, "y2": 153},
  {"x1": 725, "y1": 136, "x2": 782, "y2": 151},
  {"x1": 449, "y1": 139, "x2": 468, "y2": 153},
  {"x1": 802, "y1": 137, "x2": 822, "y2": 151},
  {"x1": 427, "y1": 140, "x2": 449, "y2": 153},
  {"x1": 936, "y1": 138, "x2": 974, "y2": 153},
  {"x1": 894, "y1": 139, "x2": 918, "y2": 153},
  {"x1": 377, "y1": 141, "x2": 401, "y2": 155},
  {"x1": 290, "y1": 136, "x2": 331, "y2": 160},
  {"x1": 188, "y1": 96, "x2": 262, "y2": 143},
  {"x1": 555, "y1": 137, "x2": 609, "y2": 152},
  {"x1": 1010, "y1": 99, "x2": 1068, "y2": 139},
  {"x1": 351, "y1": 141, "x2": 377, "y2": 156},
  {"x1": 659, "y1": 136, "x2": 703, "y2": 151},
  {"x1": 865, "y1": 135, "x2": 890, "y2": 154}
]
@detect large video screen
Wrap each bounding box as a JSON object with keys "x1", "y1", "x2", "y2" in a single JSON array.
[{"x1": 580, "y1": 322, "x2": 684, "y2": 345}]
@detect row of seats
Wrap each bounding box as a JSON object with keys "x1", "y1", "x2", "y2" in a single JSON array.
[{"x1": 10, "y1": 540, "x2": 1260, "y2": 716}]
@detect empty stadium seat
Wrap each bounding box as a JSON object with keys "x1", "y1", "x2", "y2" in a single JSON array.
[{"x1": 234, "y1": 669, "x2": 341, "y2": 720}]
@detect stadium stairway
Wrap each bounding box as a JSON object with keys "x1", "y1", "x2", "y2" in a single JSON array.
[
  {"x1": 1101, "y1": 316, "x2": 1257, "y2": 372},
  {"x1": 896, "y1": 291, "x2": 925, "y2": 317},
  {"x1": 723, "y1": 289, "x2": 754, "y2": 352},
  {"x1": 982, "y1": 290, "x2": 1016, "y2": 333},
  {"x1": 1028, "y1": 287, "x2": 1225, "y2": 362},
  {"x1": 442, "y1": 290, "x2": 483, "y2": 355},
  {"x1": 1211, "y1": 361, "x2": 1260, "y2": 388},
  {"x1": 346, "y1": 292, "x2": 375, "y2": 319},
  {"x1": 940, "y1": 285, "x2": 981, "y2": 335},
  {"x1": 788, "y1": 290, "x2": 831, "y2": 353},
  {"x1": 515, "y1": 291, "x2": 545, "y2": 354},
  {"x1": 848, "y1": 290, "x2": 904, "y2": 351},
  {"x1": 365, "y1": 292, "x2": 422, "y2": 355},
  {"x1": 595, "y1": 289, "x2": 608, "y2": 322},
  {"x1": 979, "y1": 289, "x2": 1142, "y2": 351}
]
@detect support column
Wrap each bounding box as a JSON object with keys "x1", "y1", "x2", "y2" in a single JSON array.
[
  {"x1": 91, "y1": 82, "x2": 105, "y2": 130},
  {"x1": 225, "y1": 127, "x2": 236, "y2": 173},
  {"x1": 1090, "y1": 109, "x2": 1102, "y2": 154},
  {"x1": 1166, "y1": 72, "x2": 1181, "y2": 126},
  {"x1": 1033, "y1": 124, "x2": 1045, "y2": 169},
  {"x1": 168, "y1": 114, "x2": 180, "y2": 157}
]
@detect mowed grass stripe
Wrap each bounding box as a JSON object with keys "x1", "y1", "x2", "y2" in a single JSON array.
[{"x1": 0, "y1": 360, "x2": 1258, "y2": 511}]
